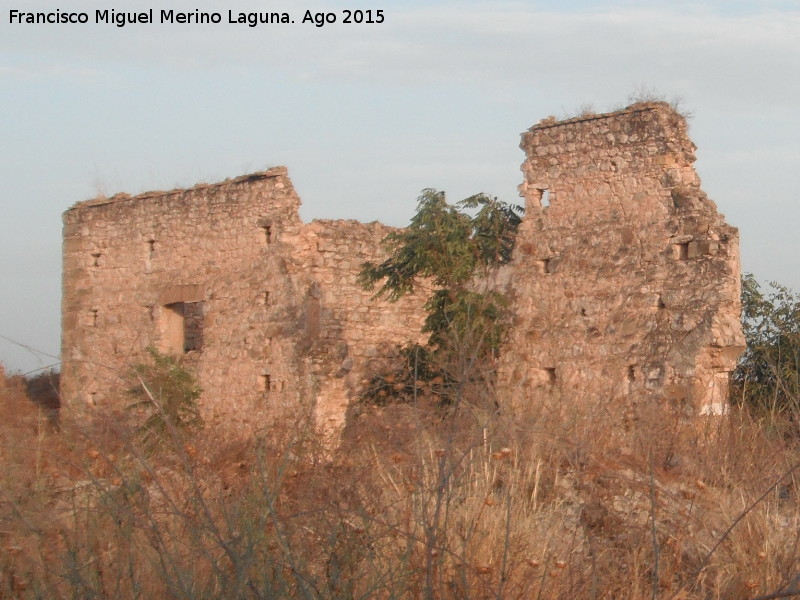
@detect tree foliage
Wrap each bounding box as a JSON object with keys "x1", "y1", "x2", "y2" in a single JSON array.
[
  {"x1": 360, "y1": 189, "x2": 522, "y2": 296},
  {"x1": 128, "y1": 347, "x2": 203, "y2": 453},
  {"x1": 358, "y1": 189, "x2": 523, "y2": 404},
  {"x1": 732, "y1": 273, "x2": 800, "y2": 416}
]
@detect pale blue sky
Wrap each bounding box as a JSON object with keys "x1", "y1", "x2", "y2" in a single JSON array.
[{"x1": 2, "y1": 0, "x2": 799, "y2": 373}]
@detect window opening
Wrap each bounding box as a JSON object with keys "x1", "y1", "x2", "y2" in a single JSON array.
[
  {"x1": 262, "y1": 225, "x2": 272, "y2": 245},
  {"x1": 677, "y1": 242, "x2": 689, "y2": 260},
  {"x1": 91, "y1": 253, "x2": 102, "y2": 267},
  {"x1": 541, "y1": 189, "x2": 551, "y2": 208},
  {"x1": 183, "y1": 302, "x2": 204, "y2": 352},
  {"x1": 260, "y1": 373, "x2": 271, "y2": 395},
  {"x1": 145, "y1": 240, "x2": 156, "y2": 273},
  {"x1": 626, "y1": 365, "x2": 637, "y2": 393},
  {"x1": 161, "y1": 301, "x2": 204, "y2": 354}
]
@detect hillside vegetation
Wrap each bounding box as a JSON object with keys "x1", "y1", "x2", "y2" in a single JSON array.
[
  {"x1": 2, "y1": 330, "x2": 800, "y2": 599},
  {"x1": 2, "y1": 190, "x2": 799, "y2": 598}
]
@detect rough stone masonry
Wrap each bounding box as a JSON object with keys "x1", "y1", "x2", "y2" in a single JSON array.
[{"x1": 61, "y1": 102, "x2": 744, "y2": 432}]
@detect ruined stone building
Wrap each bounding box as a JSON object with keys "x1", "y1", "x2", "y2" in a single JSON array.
[
  {"x1": 61, "y1": 169, "x2": 430, "y2": 432},
  {"x1": 497, "y1": 103, "x2": 744, "y2": 415},
  {"x1": 61, "y1": 102, "x2": 744, "y2": 430}
]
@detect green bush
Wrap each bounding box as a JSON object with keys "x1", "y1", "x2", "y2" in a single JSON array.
[
  {"x1": 128, "y1": 347, "x2": 203, "y2": 453},
  {"x1": 732, "y1": 274, "x2": 800, "y2": 417}
]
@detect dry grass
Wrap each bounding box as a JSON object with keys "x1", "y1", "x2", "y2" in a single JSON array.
[{"x1": 2, "y1": 368, "x2": 800, "y2": 599}]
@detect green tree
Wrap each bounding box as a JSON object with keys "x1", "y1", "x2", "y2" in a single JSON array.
[
  {"x1": 128, "y1": 347, "x2": 203, "y2": 453},
  {"x1": 358, "y1": 189, "x2": 523, "y2": 403},
  {"x1": 732, "y1": 274, "x2": 800, "y2": 416}
]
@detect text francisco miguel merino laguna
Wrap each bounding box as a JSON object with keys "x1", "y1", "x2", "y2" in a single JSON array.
[{"x1": 8, "y1": 8, "x2": 386, "y2": 27}]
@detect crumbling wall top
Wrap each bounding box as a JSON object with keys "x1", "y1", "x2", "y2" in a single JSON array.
[
  {"x1": 521, "y1": 102, "x2": 695, "y2": 166},
  {"x1": 526, "y1": 101, "x2": 674, "y2": 131},
  {"x1": 67, "y1": 166, "x2": 290, "y2": 212}
]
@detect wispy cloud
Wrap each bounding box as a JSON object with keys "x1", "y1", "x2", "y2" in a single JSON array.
[{"x1": 4, "y1": 1, "x2": 798, "y2": 107}]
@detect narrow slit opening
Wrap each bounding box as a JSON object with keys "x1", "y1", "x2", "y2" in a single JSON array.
[
  {"x1": 260, "y1": 374, "x2": 271, "y2": 395},
  {"x1": 626, "y1": 365, "x2": 636, "y2": 393}
]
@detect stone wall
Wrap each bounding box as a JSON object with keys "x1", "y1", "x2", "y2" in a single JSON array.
[
  {"x1": 497, "y1": 102, "x2": 744, "y2": 415},
  {"x1": 61, "y1": 102, "x2": 744, "y2": 432},
  {"x1": 286, "y1": 219, "x2": 430, "y2": 429},
  {"x1": 61, "y1": 168, "x2": 429, "y2": 434}
]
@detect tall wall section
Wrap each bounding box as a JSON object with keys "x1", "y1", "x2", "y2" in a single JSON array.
[
  {"x1": 286, "y1": 218, "x2": 430, "y2": 428},
  {"x1": 61, "y1": 168, "x2": 428, "y2": 433},
  {"x1": 498, "y1": 102, "x2": 744, "y2": 415}
]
